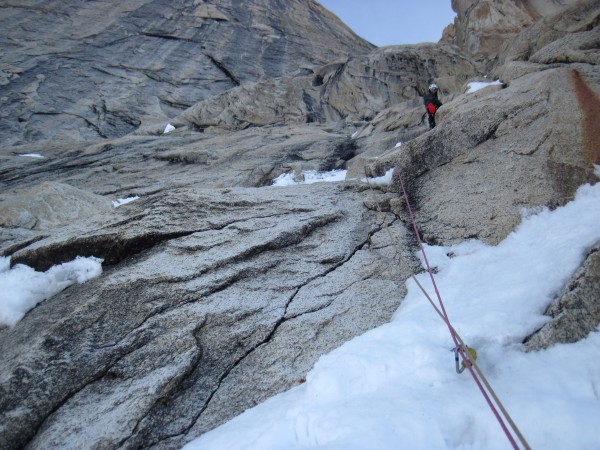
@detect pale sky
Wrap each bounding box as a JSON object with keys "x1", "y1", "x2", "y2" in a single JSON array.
[{"x1": 318, "y1": 1, "x2": 457, "y2": 46}]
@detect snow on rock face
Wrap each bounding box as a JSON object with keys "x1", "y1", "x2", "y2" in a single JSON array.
[
  {"x1": 271, "y1": 169, "x2": 347, "y2": 186},
  {"x1": 183, "y1": 175, "x2": 600, "y2": 450},
  {"x1": 0, "y1": 183, "x2": 417, "y2": 450},
  {"x1": 112, "y1": 196, "x2": 140, "y2": 207},
  {"x1": 525, "y1": 241, "x2": 600, "y2": 350},
  {"x1": 0, "y1": 0, "x2": 598, "y2": 449},
  {"x1": 0, "y1": 256, "x2": 103, "y2": 327},
  {"x1": 466, "y1": 80, "x2": 503, "y2": 93}
]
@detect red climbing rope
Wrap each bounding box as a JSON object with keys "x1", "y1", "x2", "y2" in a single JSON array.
[{"x1": 395, "y1": 170, "x2": 524, "y2": 450}]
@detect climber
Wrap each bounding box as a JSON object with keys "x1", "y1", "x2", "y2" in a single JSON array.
[{"x1": 423, "y1": 83, "x2": 443, "y2": 129}]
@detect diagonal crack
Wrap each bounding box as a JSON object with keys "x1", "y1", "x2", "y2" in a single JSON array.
[
  {"x1": 18, "y1": 337, "x2": 153, "y2": 450},
  {"x1": 9, "y1": 230, "x2": 196, "y2": 271},
  {"x1": 112, "y1": 318, "x2": 208, "y2": 450},
  {"x1": 123, "y1": 211, "x2": 368, "y2": 446},
  {"x1": 14, "y1": 208, "x2": 389, "y2": 449},
  {"x1": 170, "y1": 219, "x2": 381, "y2": 435},
  {"x1": 205, "y1": 53, "x2": 240, "y2": 86}
]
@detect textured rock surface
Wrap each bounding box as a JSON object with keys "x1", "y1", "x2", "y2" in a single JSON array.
[
  {"x1": 525, "y1": 243, "x2": 600, "y2": 350},
  {"x1": 385, "y1": 0, "x2": 600, "y2": 246},
  {"x1": 0, "y1": 181, "x2": 112, "y2": 231},
  {"x1": 0, "y1": 0, "x2": 373, "y2": 146},
  {"x1": 318, "y1": 44, "x2": 481, "y2": 124},
  {"x1": 493, "y1": 0, "x2": 600, "y2": 79},
  {"x1": 0, "y1": 0, "x2": 599, "y2": 448},
  {"x1": 442, "y1": 0, "x2": 580, "y2": 63},
  {"x1": 177, "y1": 43, "x2": 482, "y2": 131},
  {"x1": 392, "y1": 66, "x2": 598, "y2": 245},
  {"x1": 0, "y1": 183, "x2": 416, "y2": 449}
]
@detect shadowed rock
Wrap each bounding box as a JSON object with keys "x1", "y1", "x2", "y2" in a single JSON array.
[{"x1": 0, "y1": 0, "x2": 373, "y2": 146}]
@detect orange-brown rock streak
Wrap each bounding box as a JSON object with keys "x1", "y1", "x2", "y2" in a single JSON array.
[{"x1": 571, "y1": 70, "x2": 600, "y2": 165}]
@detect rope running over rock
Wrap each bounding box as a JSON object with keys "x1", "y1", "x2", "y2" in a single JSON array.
[{"x1": 363, "y1": 167, "x2": 531, "y2": 450}]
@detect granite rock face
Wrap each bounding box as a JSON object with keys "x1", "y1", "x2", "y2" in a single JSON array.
[
  {"x1": 0, "y1": 0, "x2": 373, "y2": 146},
  {"x1": 176, "y1": 43, "x2": 482, "y2": 131},
  {"x1": 525, "y1": 243, "x2": 600, "y2": 350},
  {"x1": 389, "y1": 0, "x2": 600, "y2": 347},
  {"x1": 0, "y1": 2, "x2": 413, "y2": 448},
  {"x1": 493, "y1": 0, "x2": 600, "y2": 79},
  {"x1": 392, "y1": 66, "x2": 598, "y2": 246},
  {"x1": 442, "y1": 0, "x2": 581, "y2": 63},
  {"x1": 317, "y1": 44, "x2": 481, "y2": 124},
  {"x1": 1, "y1": 183, "x2": 416, "y2": 450},
  {"x1": 0, "y1": 0, "x2": 599, "y2": 448}
]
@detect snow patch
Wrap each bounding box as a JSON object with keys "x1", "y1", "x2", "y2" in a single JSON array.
[
  {"x1": 272, "y1": 170, "x2": 347, "y2": 186},
  {"x1": 112, "y1": 196, "x2": 140, "y2": 207},
  {"x1": 466, "y1": 80, "x2": 503, "y2": 93},
  {"x1": 0, "y1": 256, "x2": 103, "y2": 327},
  {"x1": 362, "y1": 167, "x2": 395, "y2": 186},
  {"x1": 184, "y1": 178, "x2": 600, "y2": 450}
]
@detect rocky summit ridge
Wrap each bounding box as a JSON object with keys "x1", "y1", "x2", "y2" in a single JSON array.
[{"x1": 0, "y1": 0, "x2": 599, "y2": 448}]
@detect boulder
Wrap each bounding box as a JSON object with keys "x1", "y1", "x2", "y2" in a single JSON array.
[
  {"x1": 0, "y1": 181, "x2": 112, "y2": 231},
  {"x1": 176, "y1": 75, "x2": 329, "y2": 130},
  {"x1": 393, "y1": 66, "x2": 598, "y2": 245}
]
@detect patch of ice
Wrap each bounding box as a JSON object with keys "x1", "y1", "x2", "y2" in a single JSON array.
[
  {"x1": 466, "y1": 80, "x2": 503, "y2": 94},
  {"x1": 272, "y1": 170, "x2": 347, "y2": 186},
  {"x1": 362, "y1": 167, "x2": 395, "y2": 186},
  {"x1": 112, "y1": 196, "x2": 140, "y2": 207},
  {"x1": 0, "y1": 256, "x2": 103, "y2": 327}
]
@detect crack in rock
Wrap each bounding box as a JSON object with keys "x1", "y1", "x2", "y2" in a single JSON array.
[{"x1": 10, "y1": 230, "x2": 197, "y2": 271}]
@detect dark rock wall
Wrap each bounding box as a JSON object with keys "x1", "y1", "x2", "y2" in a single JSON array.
[{"x1": 0, "y1": 0, "x2": 373, "y2": 145}]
